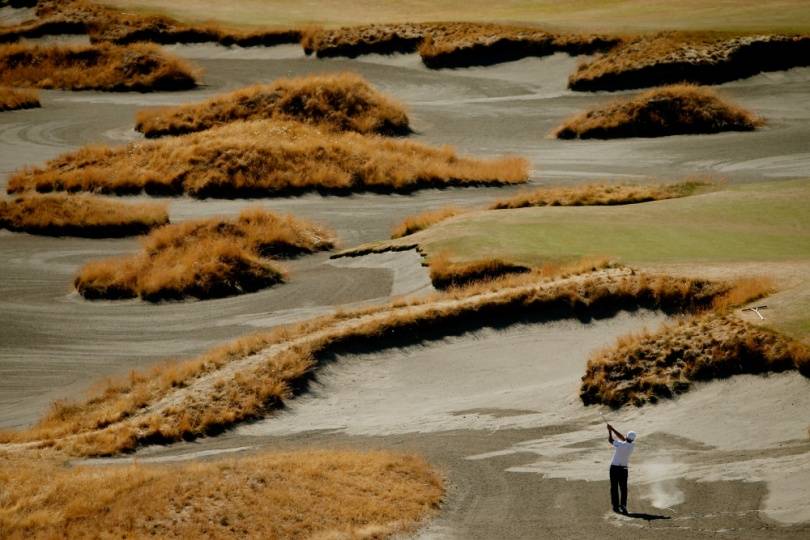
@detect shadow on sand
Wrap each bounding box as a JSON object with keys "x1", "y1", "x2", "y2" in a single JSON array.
[{"x1": 625, "y1": 511, "x2": 671, "y2": 521}]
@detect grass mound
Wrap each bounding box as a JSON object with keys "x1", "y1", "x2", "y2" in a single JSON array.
[
  {"x1": 302, "y1": 23, "x2": 426, "y2": 58},
  {"x1": 74, "y1": 208, "x2": 334, "y2": 301},
  {"x1": 9, "y1": 120, "x2": 528, "y2": 198},
  {"x1": 2, "y1": 0, "x2": 300, "y2": 47},
  {"x1": 135, "y1": 73, "x2": 409, "y2": 138},
  {"x1": 0, "y1": 42, "x2": 199, "y2": 91},
  {"x1": 569, "y1": 32, "x2": 810, "y2": 91},
  {"x1": 0, "y1": 17, "x2": 88, "y2": 44},
  {"x1": 0, "y1": 268, "x2": 729, "y2": 456},
  {"x1": 418, "y1": 24, "x2": 618, "y2": 69},
  {"x1": 0, "y1": 194, "x2": 168, "y2": 237},
  {"x1": 303, "y1": 22, "x2": 618, "y2": 68},
  {"x1": 491, "y1": 181, "x2": 706, "y2": 209},
  {"x1": 555, "y1": 85, "x2": 761, "y2": 139},
  {"x1": 0, "y1": 86, "x2": 39, "y2": 111},
  {"x1": 0, "y1": 450, "x2": 442, "y2": 539},
  {"x1": 391, "y1": 206, "x2": 464, "y2": 239},
  {"x1": 581, "y1": 314, "x2": 810, "y2": 408},
  {"x1": 428, "y1": 253, "x2": 530, "y2": 289}
]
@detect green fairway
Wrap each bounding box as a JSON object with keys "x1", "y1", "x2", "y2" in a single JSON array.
[
  {"x1": 349, "y1": 180, "x2": 810, "y2": 341},
  {"x1": 418, "y1": 180, "x2": 810, "y2": 266},
  {"x1": 102, "y1": 0, "x2": 810, "y2": 33}
]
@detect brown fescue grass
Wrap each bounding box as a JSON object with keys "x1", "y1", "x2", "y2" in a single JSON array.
[
  {"x1": 8, "y1": 120, "x2": 528, "y2": 198},
  {"x1": 0, "y1": 267, "x2": 731, "y2": 456},
  {"x1": 569, "y1": 32, "x2": 810, "y2": 91},
  {"x1": 555, "y1": 85, "x2": 762, "y2": 139},
  {"x1": 490, "y1": 180, "x2": 707, "y2": 210},
  {"x1": 391, "y1": 206, "x2": 464, "y2": 239},
  {"x1": 301, "y1": 23, "x2": 425, "y2": 58},
  {"x1": 580, "y1": 314, "x2": 810, "y2": 408},
  {"x1": 0, "y1": 450, "x2": 443, "y2": 539},
  {"x1": 0, "y1": 86, "x2": 39, "y2": 111},
  {"x1": 135, "y1": 73, "x2": 410, "y2": 138},
  {"x1": 0, "y1": 41, "x2": 199, "y2": 91},
  {"x1": 0, "y1": 194, "x2": 168, "y2": 237},
  {"x1": 74, "y1": 208, "x2": 334, "y2": 301},
  {"x1": 302, "y1": 22, "x2": 618, "y2": 68},
  {"x1": 417, "y1": 24, "x2": 619, "y2": 69},
  {"x1": 7, "y1": 0, "x2": 300, "y2": 47},
  {"x1": 428, "y1": 252, "x2": 530, "y2": 290},
  {"x1": 0, "y1": 15, "x2": 89, "y2": 45},
  {"x1": 712, "y1": 276, "x2": 776, "y2": 312},
  {"x1": 581, "y1": 274, "x2": 799, "y2": 408}
]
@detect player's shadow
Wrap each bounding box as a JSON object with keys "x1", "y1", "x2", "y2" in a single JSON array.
[{"x1": 626, "y1": 512, "x2": 671, "y2": 521}]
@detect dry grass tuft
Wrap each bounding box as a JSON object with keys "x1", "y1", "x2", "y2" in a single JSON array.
[
  {"x1": 555, "y1": 85, "x2": 761, "y2": 139},
  {"x1": 491, "y1": 180, "x2": 707, "y2": 209},
  {"x1": 0, "y1": 450, "x2": 443, "y2": 539},
  {"x1": 581, "y1": 314, "x2": 810, "y2": 408},
  {"x1": 135, "y1": 73, "x2": 409, "y2": 138},
  {"x1": 0, "y1": 194, "x2": 168, "y2": 237},
  {"x1": 0, "y1": 267, "x2": 730, "y2": 456},
  {"x1": 711, "y1": 276, "x2": 775, "y2": 312},
  {"x1": 428, "y1": 252, "x2": 530, "y2": 289},
  {"x1": 391, "y1": 206, "x2": 464, "y2": 239},
  {"x1": 302, "y1": 22, "x2": 618, "y2": 68},
  {"x1": 0, "y1": 41, "x2": 199, "y2": 91},
  {"x1": 74, "y1": 208, "x2": 334, "y2": 301},
  {"x1": 0, "y1": 86, "x2": 39, "y2": 111},
  {"x1": 1, "y1": 0, "x2": 300, "y2": 47},
  {"x1": 569, "y1": 32, "x2": 810, "y2": 91},
  {"x1": 9, "y1": 120, "x2": 528, "y2": 198}
]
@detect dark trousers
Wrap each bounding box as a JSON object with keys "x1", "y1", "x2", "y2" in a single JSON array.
[{"x1": 610, "y1": 465, "x2": 628, "y2": 509}]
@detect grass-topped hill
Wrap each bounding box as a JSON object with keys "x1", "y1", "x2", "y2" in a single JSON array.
[
  {"x1": 581, "y1": 312, "x2": 810, "y2": 408},
  {"x1": 74, "y1": 208, "x2": 335, "y2": 301},
  {"x1": 1, "y1": 0, "x2": 300, "y2": 47},
  {"x1": 302, "y1": 22, "x2": 617, "y2": 68},
  {"x1": 9, "y1": 120, "x2": 528, "y2": 198},
  {"x1": 555, "y1": 85, "x2": 762, "y2": 139},
  {"x1": 0, "y1": 86, "x2": 39, "y2": 111},
  {"x1": 0, "y1": 42, "x2": 199, "y2": 91},
  {"x1": 135, "y1": 73, "x2": 410, "y2": 138},
  {"x1": 427, "y1": 252, "x2": 530, "y2": 289},
  {"x1": 569, "y1": 32, "x2": 810, "y2": 91},
  {"x1": 417, "y1": 23, "x2": 617, "y2": 69},
  {"x1": 0, "y1": 194, "x2": 168, "y2": 237}
]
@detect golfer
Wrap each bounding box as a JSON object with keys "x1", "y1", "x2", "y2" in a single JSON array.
[{"x1": 607, "y1": 423, "x2": 636, "y2": 514}]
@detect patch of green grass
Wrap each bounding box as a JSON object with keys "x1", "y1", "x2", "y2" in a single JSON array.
[
  {"x1": 401, "y1": 179, "x2": 810, "y2": 341},
  {"x1": 99, "y1": 0, "x2": 810, "y2": 33},
  {"x1": 420, "y1": 180, "x2": 810, "y2": 265}
]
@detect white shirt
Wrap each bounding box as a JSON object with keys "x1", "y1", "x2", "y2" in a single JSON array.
[{"x1": 610, "y1": 440, "x2": 635, "y2": 467}]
